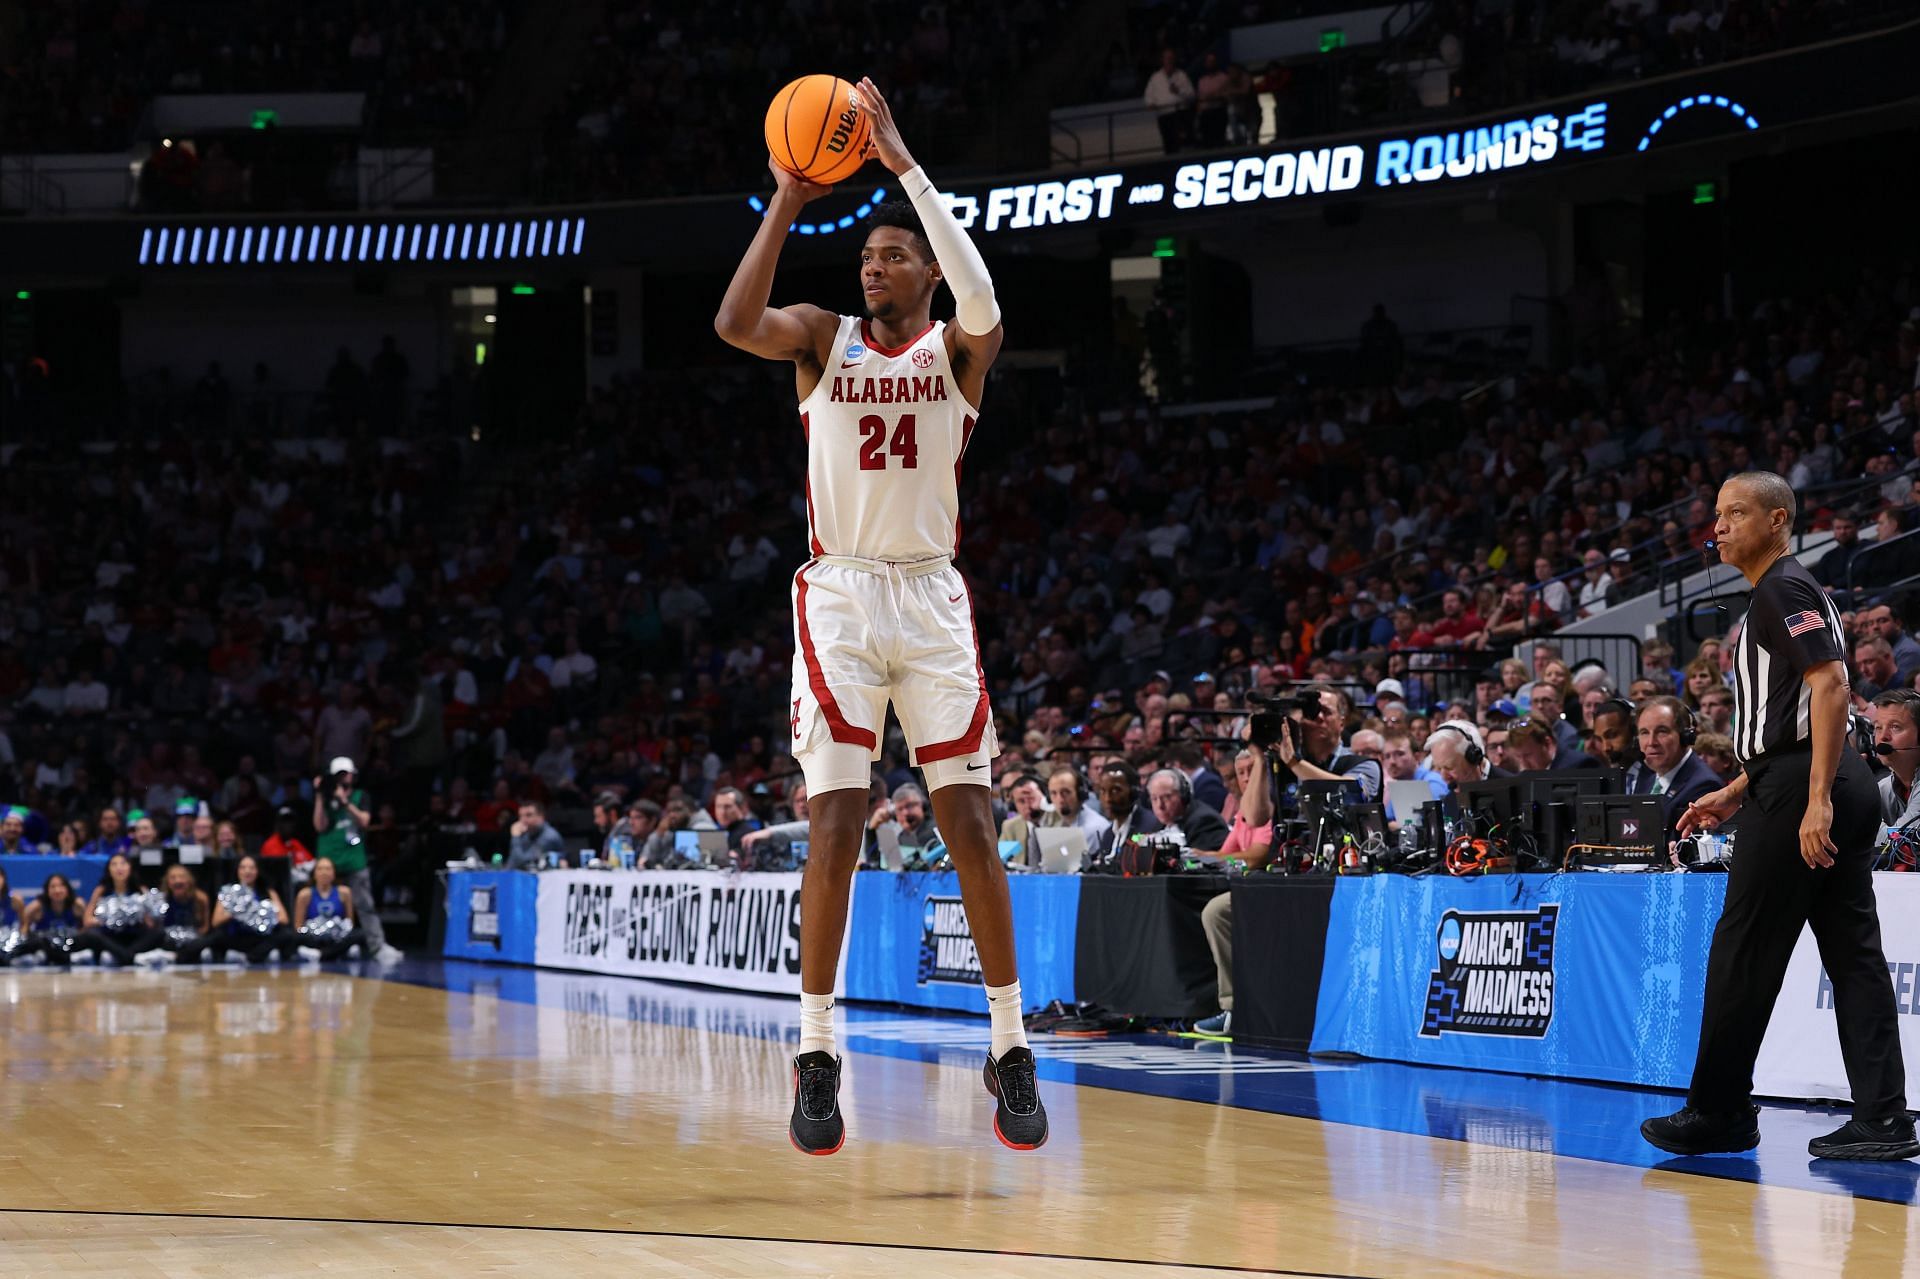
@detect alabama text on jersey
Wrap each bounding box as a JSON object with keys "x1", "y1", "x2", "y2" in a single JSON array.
[{"x1": 796, "y1": 316, "x2": 980, "y2": 563}]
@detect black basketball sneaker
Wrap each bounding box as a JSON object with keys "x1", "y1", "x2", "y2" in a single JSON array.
[
  {"x1": 789, "y1": 1051, "x2": 845, "y2": 1156},
  {"x1": 1808, "y1": 1115, "x2": 1920, "y2": 1161},
  {"x1": 984, "y1": 1046, "x2": 1049, "y2": 1150},
  {"x1": 1639, "y1": 1104, "x2": 1760, "y2": 1156}
]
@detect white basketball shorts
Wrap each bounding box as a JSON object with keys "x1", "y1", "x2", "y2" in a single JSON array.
[{"x1": 788, "y1": 556, "x2": 998, "y2": 796}]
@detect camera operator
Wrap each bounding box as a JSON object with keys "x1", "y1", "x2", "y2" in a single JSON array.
[
  {"x1": 311, "y1": 756, "x2": 399, "y2": 962},
  {"x1": 1265, "y1": 685, "x2": 1383, "y2": 806}
]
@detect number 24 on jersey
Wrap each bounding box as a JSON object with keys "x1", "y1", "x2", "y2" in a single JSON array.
[{"x1": 858, "y1": 413, "x2": 918, "y2": 470}]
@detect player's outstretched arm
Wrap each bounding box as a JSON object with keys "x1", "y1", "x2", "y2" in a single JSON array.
[
  {"x1": 857, "y1": 78, "x2": 1004, "y2": 374},
  {"x1": 715, "y1": 159, "x2": 840, "y2": 365}
]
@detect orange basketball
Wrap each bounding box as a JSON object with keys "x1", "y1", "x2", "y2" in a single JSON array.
[{"x1": 765, "y1": 74, "x2": 871, "y2": 186}]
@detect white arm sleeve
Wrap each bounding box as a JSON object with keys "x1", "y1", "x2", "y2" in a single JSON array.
[{"x1": 900, "y1": 165, "x2": 1001, "y2": 336}]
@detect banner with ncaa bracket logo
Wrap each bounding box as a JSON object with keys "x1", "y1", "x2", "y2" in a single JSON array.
[
  {"x1": 1313, "y1": 874, "x2": 1715, "y2": 1087},
  {"x1": 845, "y1": 871, "x2": 1078, "y2": 1014},
  {"x1": 1420, "y1": 906, "x2": 1558, "y2": 1039}
]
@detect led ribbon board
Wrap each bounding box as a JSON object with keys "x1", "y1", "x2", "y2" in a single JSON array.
[
  {"x1": 938, "y1": 103, "x2": 1611, "y2": 234},
  {"x1": 135, "y1": 215, "x2": 588, "y2": 267}
]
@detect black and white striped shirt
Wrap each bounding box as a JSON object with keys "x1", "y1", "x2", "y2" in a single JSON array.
[{"x1": 1732, "y1": 554, "x2": 1847, "y2": 764}]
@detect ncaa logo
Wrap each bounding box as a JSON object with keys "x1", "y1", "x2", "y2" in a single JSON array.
[
  {"x1": 912, "y1": 347, "x2": 935, "y2": 369},
  {"x1": 844, "y1": 341, "x2": 866, "y2": 362},
  {"x1": 1438, "y1": 915, "x2": 1462, "y2": 962}
]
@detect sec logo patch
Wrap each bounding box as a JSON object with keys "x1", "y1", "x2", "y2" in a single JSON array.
[{"x1": 912, "y1": 347, "x2": 935, "y2": 369}]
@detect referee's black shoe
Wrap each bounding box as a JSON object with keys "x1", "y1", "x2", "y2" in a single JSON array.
[
  {"x1": 1640, "y1": 1104, "x2": 1760, "y2": 1155},
  {"x1": 789, "y1": 1051, "x2": 845, "y2": 1156},
  {"x1": 984, "y1": 1047, "x2": 1049, "y2": 1150},
  {"x1": 1809, "y1": 1115, "x2": 1920, "y2": 1161}
]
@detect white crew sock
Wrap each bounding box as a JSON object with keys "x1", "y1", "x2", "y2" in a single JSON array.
[
  {"x1": 984, "y1": 980, "x2": 1028, "y2": 1059},
  {"x1": 799, "y1": 991, "x2": 836, "y2": 1058}
]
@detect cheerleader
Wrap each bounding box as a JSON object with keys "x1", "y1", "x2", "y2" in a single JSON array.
[
  {"x1": 175, "y1": 854, "x2": 294, "y2": 963},
  {"x1": 76, "y1": 853, "x2": 163, "y2": 965},
  {"x1": 0, "y1": 866, "x2": 27, "y2": 965},
  {"x1": 152, "y1": 865, "x2": 210, "y2": 955},
  {"x1": 292, "y1": 857, "x2": 372, "y2": 960},
  {"x1": 20, "y1": 874, "x2": 85, "y2": 966}
]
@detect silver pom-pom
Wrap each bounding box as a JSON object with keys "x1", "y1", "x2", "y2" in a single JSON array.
[
  {"x1": 94, "y1": 893, "x2": 148, "y2": 931},
  {"x1": 217, "y1": 884, "x2": 277, "y2": 933},
  {"x1": 0, "y1": 926, "x2": 23, "y2": 955},
  {"x1": 143, "y1": 888, "x2": 168, "y2": 920},
  {"x1": 299, "y1": 915, "x2": 353, "y2": 942},
  {"x1": 164, "y1": 925, "x2": 200, "y2": 947}
]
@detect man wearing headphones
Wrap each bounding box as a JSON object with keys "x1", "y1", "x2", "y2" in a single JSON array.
[
  {"x1": 1145, "y1": 768, "x2": 1232, "y2": 849},
  {"x1": 1627, "y1": 697, "x2": 1720, "y2": 841},
  {"x1": 1870, "y1": 689, "x2": 1920, "y2": 826},
  {"x1": 1040, "y1": 764, "x2": 1111, "y2": 845},
  {"x1": 1090, "y1": 761, "x2": 1159, "y2": 862},
  {"x1": 1588, "y1": 697, "x2": 1639, "y2": 770},
  {"x1": 1426, "y1": 721, "x2": 1512, "y2": 789}
]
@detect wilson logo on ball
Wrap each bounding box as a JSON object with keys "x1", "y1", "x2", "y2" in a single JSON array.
[{"x1": 825, "y1": 104, "x2": 862, "y2": 156}]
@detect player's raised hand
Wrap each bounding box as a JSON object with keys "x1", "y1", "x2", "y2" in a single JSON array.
[
  {"x1": 854, "y1": 77, "x2": 915, "y2": 176},
  {"x1": 768, "y1": 155, "x2": 834, "y2": 205}
]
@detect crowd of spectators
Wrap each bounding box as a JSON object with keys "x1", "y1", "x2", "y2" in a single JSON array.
[
  {"x1": 3, "y1": 253, "x2": 1919, "y2": 921},
  {"x1": 537, "y1": 0, "x2": 1080, "y2": 201},
  {"x1": 1124, "y1": 0, "x2": 1896, "y2": 155},
  {"x1": 1, "y1": 0, "x2": 516, "y2": 152}
]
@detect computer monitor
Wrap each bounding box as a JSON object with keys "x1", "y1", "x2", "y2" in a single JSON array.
[
  {"x1": 1574, "y1": 795, "x2": 1667, "y2": 848},
  {"x1": 1455, "y1": 777, "x2": 1525, "y2": 829}
]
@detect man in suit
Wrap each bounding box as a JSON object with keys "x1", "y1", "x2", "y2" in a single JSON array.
[
  {"x1": 1626, "y1": 696, "x2": 1720, "y2": 840},
  {"x1": 1167, "y1": 741, "x2": 1230, "y2": 814}
]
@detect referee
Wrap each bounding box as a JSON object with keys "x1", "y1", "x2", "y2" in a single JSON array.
[{"x1": 1642, "y1": 472, "x2": 1917, "y2": 1161}]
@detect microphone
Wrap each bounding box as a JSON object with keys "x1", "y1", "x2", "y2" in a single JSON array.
[{"x1": 1875, "y1": 744, "x2": 1920, "y2": 757}]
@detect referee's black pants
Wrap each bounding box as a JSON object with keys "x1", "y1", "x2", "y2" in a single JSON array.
[{"x1": 1688, "y1": 746, "x2": 1908, "y2": 1120}]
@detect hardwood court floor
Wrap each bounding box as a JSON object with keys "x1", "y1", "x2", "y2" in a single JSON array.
[{"x1": 1, "y1": 964, "x2": 1916, "y2": 1277}]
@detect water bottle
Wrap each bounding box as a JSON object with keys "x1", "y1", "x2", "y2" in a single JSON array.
[{"x1": 610, "y1": 832, "x2": 635, "y2": 870}]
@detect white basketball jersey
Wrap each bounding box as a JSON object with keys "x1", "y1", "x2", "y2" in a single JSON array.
[{"x1": 797, "y1": 316, "x2": 980, "y2": 562}]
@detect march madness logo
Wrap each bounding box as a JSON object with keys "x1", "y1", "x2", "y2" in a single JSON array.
[
  {"x1": 1420, "y1": 905, "x2": 1558, "y2": 1038},
  {"x1": 917, "y1": 895, "x2": 981, "y2": 985}
]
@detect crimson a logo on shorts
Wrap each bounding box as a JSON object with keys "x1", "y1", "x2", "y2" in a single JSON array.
[{"x1": 911, "y1": 347, "x2": 935, "y2": 369}]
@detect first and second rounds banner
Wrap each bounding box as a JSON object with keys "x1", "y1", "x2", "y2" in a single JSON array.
[{"x1": 531, "y1": 870, "x2": 845, "y2": 997}]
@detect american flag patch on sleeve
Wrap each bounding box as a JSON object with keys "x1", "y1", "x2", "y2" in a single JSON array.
[{"x1": 1785, "y1": 609, "x2": 1826, "y2": 637}]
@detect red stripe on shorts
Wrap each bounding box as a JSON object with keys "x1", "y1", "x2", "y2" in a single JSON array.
[
  {"x1": 915, "y1": 571, "x2": 991, "y2": 763},
  {"x1": 794, "y1": 564, "x2": 876, "y2": 749}
]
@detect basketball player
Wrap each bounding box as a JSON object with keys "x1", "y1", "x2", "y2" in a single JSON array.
[{"x1": 715, "y1": 78, "x2": 1047, "y2": 1155}]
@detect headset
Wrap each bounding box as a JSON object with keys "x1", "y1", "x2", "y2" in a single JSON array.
[
  {"x1": 1430, "y1": 721, "x2": 1485, "y2": 769},
  {"x1": 1046, "y1": 765, "x2": 1091, "y2": 804}
]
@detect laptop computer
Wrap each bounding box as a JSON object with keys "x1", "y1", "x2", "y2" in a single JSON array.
[
  {"x1": 1388, "y1": 779, "x2": 1437, "y2": 823},
  {"x1": 695, "y1": 830, "x2": 730, "y2": 868},
  {"x1": 1034, "y1": 826, "x2": 1088, "y2": 875}
]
